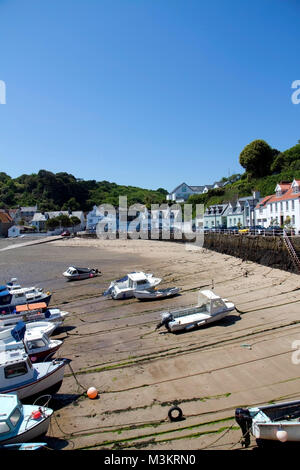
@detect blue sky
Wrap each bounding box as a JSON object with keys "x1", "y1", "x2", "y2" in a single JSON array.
[{"x1": 0, "y1": 0, "x2": 300, "y2": 192}]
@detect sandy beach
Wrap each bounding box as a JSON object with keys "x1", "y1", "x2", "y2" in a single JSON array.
[{"x1": 1, "y1": 236, "x2": 300, "y2": 451}]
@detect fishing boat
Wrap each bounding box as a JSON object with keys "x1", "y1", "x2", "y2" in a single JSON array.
[
  {"x1": 63, "y1": 266, "x2": 101, "y2": 281},
  {"x1": 0, "y1": 302, "x2": 69, "y2": 332},
  {"x1": 0, "y1": 393, "x2": 53, "y2": 445},
  {"x1": 156, "y1": 290, "x2": 235, "y2": 333},
  {"x1": 103, "y1": 272, "x2": 162, "y2": 299},
  {"x1": 0, "y1": 329, "x2": 69, "y2": 400},
  {"x1": 0, "y1": 283, "x2": 51, "y2": 314},
  {"x1": 134, "y1": 287, "x2": 181, "y2": 301},
  {"x1": 235, "y1": 399, "x2": 300, "y2": 447},
  {"x1": 0, "y1": 322, "x2": 63, "y2": 362}
]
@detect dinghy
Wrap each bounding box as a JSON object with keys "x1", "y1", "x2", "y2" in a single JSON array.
[
  {"x1": 0, "y1": 393, "x2": 53, "y2": 445},
  {"x1": 236, "y1": 399, "x2": 300, "y2": 447},
  {"x1": 134, "y1": 287, "x2": 181, "y2": 301},
  {"x1": 156, "y1": 290, "x2": 235, "y2": 333},
  {"x1": 63, "y1": 266, "x2": 101, "y2": 281},
  {"x1": 103, "y1": 272, "x2": 162, "y2": 300}
]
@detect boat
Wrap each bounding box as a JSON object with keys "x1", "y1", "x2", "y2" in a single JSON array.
[
  {"x1": 0, "y1": 322, "x2": 63, "y2": 362},
  {"x1": 0, "y1": 334, "x2": 69, "y2": 400},
  {"x1": 0, "y1": 320, "x2": 59, "y2": 336},
  {"x1": 235, "y1": 399, "x2": 300, "y2": 447},
  {"x1": 0, "y1": 442, "x2": 47, "y2": 450},
  {"x1": 103, "y1": 272, "x2": 162, "y2": 299},
  {"x1": 134, "y1": 287, "x2": 181, "y2": 301},
  {"x1": 0, "y1": 283, "x2": 51, "y2": 314},
  {"x1": 0, "y1": 302, "x2": 69, "y2": 332},
  {"x1": 0, "y1": 393, "x2": 53, "y2": 445},
  {"x1": 63, "y1": 266, "x2": 101, "y2": 281},
  {"x1": 156, "y1": 290, "x2": 235, "y2": 333}
]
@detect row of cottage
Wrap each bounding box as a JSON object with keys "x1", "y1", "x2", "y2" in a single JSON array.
[
  {"x1": 0, "y1": 179, "x2": 300, "y2": 236},
  {"x1": 169, "y1": 180, "x2": 300, "y2": 232}
]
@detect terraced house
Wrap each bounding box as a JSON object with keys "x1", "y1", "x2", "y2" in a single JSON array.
[{"x1": 255, "y1": 180, "x2": 300, "y2": 232}]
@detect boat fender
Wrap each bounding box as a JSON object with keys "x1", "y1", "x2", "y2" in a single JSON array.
[
  {"x1": 31, "y1": 410, "x2": 42, "y2": 420},
  {"x1": 168, "y1": 406, "x2": 183, "y2": 422}
]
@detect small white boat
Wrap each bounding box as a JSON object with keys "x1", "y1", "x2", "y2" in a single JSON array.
[
  {"x1": 0, "y1": 393, "x2": 53, "y2": 445},
  {"x1": 156, "y1": 290, "x2": 235, "y2": 333},
  {"x1": 0, "y1": 341, "x2": 69, "y2": 400},
  {"x1": 63, "y1": 266, "x2": 101, "y2": 281},
  {"x1": 103, "y1": 272, "x2": 162, "y2": 300},
  {"x1": 134, "y1": 287, "x2": 181, "y2": 301},
  {"x1": 0, "y1": 322, "x2": 63, "y2": 362},
  {"x1": 0, "y1": 302, "x2": 69, "y2": 332},
  {"x1": 236, "y1": 399, "x2": 300, "y2": 447}
]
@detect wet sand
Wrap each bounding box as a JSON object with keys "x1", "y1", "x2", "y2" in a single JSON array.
[{"x1": 1, "y1": 236, "x2": 300, "y2": 451}]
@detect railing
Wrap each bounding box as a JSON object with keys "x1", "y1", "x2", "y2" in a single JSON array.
[
  {"x1": 283, "y1": 230, "x2": 300, "y2": 272},
  {"x1": 202, "y1": 228, "x2": 298, "y2": 237}
]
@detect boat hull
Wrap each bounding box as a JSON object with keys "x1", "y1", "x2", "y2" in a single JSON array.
[
  {"x1": 253, "y1": 422, "x2": 300, "y2": 441},
  {"x1": 134, "y1": 287, "x2": 180, "y2": 301},
  {"x1": 167, "y1": 308, "x2": 234, "y2": 332},
  {"x1": 0, "y1": 415, "x2": 52, "y2": 445},
  {"x1": 0, "y1": 294, "x2": 52, "y2": 314},
  {"x1": 0, "y1": 360, "x2": 68, "y2": 400}
]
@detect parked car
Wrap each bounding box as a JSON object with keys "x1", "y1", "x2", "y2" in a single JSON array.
[
  {"x1": 227, "y1": 226, "x2": 239, "y2": 233},
  {"x1": 61, "y1": 230, "x2": 71, "y2": 237},
  {"x1": 249, "y1": 225, "x2": 265, "y2": 234},
  {"x1": 264, "y1": 226, "x2": 283, "y2": 236}
]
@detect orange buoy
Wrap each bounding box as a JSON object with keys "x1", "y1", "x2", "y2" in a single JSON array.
[{"x1": 87, "y1": 387, "x2": 98, "y2": 399}]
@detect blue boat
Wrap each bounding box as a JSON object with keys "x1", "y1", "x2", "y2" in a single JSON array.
[{"x1": 0, "y1": 393, "x2": 53, "y2": 445}]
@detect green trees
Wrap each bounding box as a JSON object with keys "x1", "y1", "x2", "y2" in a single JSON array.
[
  {"x1": 239, "y1": 139, "x2": 274, "y2": 178},
  {"x1": 0, "y1": 171, "x2": 168, "y2": 211}
]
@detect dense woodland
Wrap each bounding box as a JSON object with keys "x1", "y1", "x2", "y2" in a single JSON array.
[
  {"x1": 1, "y1": 139, "x2": 300, "y2": 212},
  {"x1": 0, "y1": 171, "x2": 168, "y2": 211}
]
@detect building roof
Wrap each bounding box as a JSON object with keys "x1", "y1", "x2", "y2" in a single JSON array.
[
  {"x1": 0, "y1": 212, "x2": 12, "y2": 224},
  {"x1": 255, "y1": 180, "x2": 300, "y2": 209}
]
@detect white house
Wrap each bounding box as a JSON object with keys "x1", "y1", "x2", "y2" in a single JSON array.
[
  {"x1": 166, "y1": 181, "x2": 225, "y2": 203},
  {"x1": 255, "y1": 180, "x2": 300, "y2": 231},
  {"x1": 31, "y1": 210, "x2": 86, "y2": 232},
  {"x1": 86, "y1": 205, "x2": 105, "y2": 231}
]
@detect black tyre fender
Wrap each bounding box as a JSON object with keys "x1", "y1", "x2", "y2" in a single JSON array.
[{"x1": 168, "y1": 406, "x2": 183, "y2": 422}]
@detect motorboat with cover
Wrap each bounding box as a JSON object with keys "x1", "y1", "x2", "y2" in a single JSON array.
[
  {"x1": 0, "y1": 321, "x2": 63, "y2": 362},
  {"x1": 0, "y1": 283, "x2": 51, "y2": 314},
  {"x1": 134, "y1": 286, "x2": 181, "y2": 301},
  {"x1": 63, "y1": 266, "x2": 101, "y2": 281},
  {"x1": 103, "y1": 272, "x2": 162, "y2": 299},
  {"x1": 0, "y1": 302, "x2": 69, "y2": 332},
  {"x1": 0, "y1": 324, "x2": 69, "y2": 400},
  {"x1": 156, "y1": 290, "x2": 235, "y2": 333},
  {"x1": 236, "y1": 398, "x2": 300, "y2": 447},
  {"x1": 0, "y1": 393, "x2": 53, "y2": 445}
]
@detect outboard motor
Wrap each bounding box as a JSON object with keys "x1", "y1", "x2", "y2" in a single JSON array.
[
  {"x1": 156, "y1": 312, "x2": 174, "y2": 331},
  {"x1": 235, "y1": 408, "x2": 252, "y2": 448}
]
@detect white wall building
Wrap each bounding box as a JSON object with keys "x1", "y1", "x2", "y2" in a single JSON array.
[
  {"x1": 166, "y1": 181, "x2": 225, "y2": 203},
  {"x1": 255, "y1": 180, "x2": 300, "y2": 231}
]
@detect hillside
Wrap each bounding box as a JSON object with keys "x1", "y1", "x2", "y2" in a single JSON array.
[
  {"x1": 0, "y1": 170, "x2": 168, "y2": 211},
  {"x1": 187, "y1": 141, "x2": 300, "y2": 208}
]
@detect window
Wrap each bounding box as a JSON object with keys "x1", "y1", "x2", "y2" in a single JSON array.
[
  {"x1": 0, "y1": 421, "x2": 10, "y2": 435},
  {"x1": 270, "y1": 204, "x2": 273, "y2": 213},
  {"x1": 0, "y1": 294, "x2": 12, "y2": 306},
  {"x1": 27, "y1": 339, "x2": 46, "y2": 350},
  {"x1": 292, "y1": 200, "x2": 295, "y2": 210},
  {"x1": 286, "y1": 201, "x2": 289, "y2": 211},
  {"x1": 9, "y1": 407, "x2": 21, "y2": 427},
  {"x1": 292, "y1": 215, "x2": 295, "y2": 225},
  {"x1": 280, "y1": 202, "x2": 283, "y2": 211},
  {"x1": 4, "y1": 362, "x2": 28, "y2": 379},
  {"x1": 275, "y1": 203, "x2": 278, "y2": 212}
]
